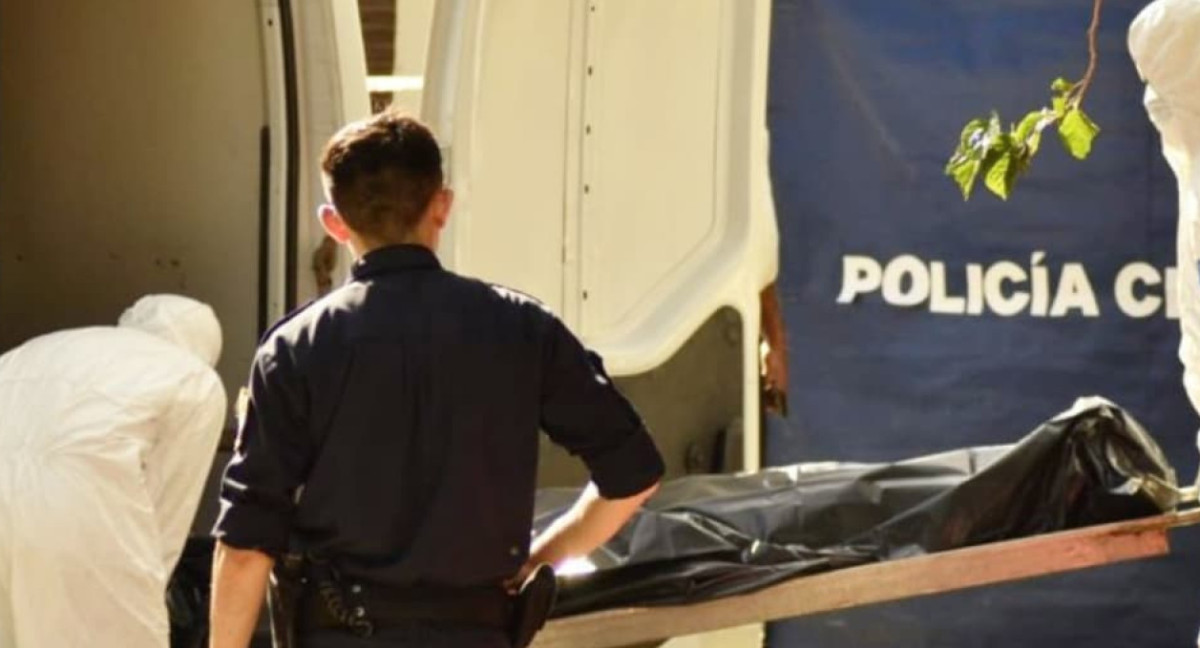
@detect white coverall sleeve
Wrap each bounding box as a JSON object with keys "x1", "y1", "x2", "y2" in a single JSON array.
[
  {"x1": 1130, "y1": 0, "x2": 1200, "y2": 419},
  {"x1": 144, "y1": 368, "x2": 227, "y2": 574}
]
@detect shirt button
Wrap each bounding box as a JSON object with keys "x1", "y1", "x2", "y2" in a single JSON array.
[
  {"x1": 354, "y1": 606, "x2": 366, "y2": 618},
  {"x1": 350, "y1": 584, "x2": 362, "y2": 594},
  {"x1": 509, "y1": 546, "x2": 520, "y2": 557}
]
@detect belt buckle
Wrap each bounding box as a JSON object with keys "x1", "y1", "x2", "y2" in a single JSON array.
[
  {"x1": 346, "y1": 586, "x2": 375, "y2": 638},
  {"x1": 349, "y1": 614, "x2": 374, "y2": 638}
]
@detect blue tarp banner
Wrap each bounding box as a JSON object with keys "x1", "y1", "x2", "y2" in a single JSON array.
[{"x1": 766, "y1": 0, "x2": 1200, "y2": 645}]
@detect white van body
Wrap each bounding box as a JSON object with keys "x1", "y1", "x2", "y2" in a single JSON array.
[{"x1": 1, "y1": 2, "x2": 774, "y2": 644}]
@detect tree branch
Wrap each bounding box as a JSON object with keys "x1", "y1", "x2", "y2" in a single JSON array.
[
  {"x1": 946, "y1": 0, "x2": 1106, "y2": 200},
  {"x1": 1074, "y1": 0, "x2": 1104, "y2": 104}
]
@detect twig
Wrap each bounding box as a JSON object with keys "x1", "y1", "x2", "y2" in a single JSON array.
[
  {"x1": 1074, "y1": 0, "x2": 1104, "y2": 104},
  {"x1": 946, "y1": 0, "x2": 1107, "y2": 200}
]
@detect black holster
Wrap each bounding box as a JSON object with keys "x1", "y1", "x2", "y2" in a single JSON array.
[
  {"x1": 272, "y1": 551, "x2": 377, "y2": 645},
  {"x1": 267, "y1": 553, "x2": 306, "y2": 648},
  {"x1": 509, "y1": 564, "x2": 558, "y2": 648}
]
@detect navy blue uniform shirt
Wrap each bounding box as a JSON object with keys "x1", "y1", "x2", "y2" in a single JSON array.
[{"x1": 214, "y1": 244, "x2": 664, "y2": 588}]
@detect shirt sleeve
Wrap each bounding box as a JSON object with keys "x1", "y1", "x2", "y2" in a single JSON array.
[
  {"x1": 212, "y1": 339, "x2": 313, "y2": 554},
  {"x1": 540, "y1": 318, "x2": 665, "y2": 498},
  {"x1": 148, "y1": 367, "x2": 226, "y2": 571}
]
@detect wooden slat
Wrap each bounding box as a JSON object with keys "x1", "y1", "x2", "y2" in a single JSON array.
[{"x1": 534, "y1": 511, "x2": 1200, "y2": 648}]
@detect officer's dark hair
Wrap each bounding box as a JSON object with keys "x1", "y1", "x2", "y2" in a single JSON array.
[{"x1": 320, "y1": 110, "x2": 444, "y2": 239}]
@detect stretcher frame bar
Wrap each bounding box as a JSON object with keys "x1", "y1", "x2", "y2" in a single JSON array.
[{"x1": 533, "y1": 509, "x2": 1200, "y2": 648}]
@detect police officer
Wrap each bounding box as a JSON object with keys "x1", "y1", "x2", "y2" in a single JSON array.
[{"x1": 208, "y1": 112, "x2": 665, "y2": 648}]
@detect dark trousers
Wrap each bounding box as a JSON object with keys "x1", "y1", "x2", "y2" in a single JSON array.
[{"x1": 298, "y1": 625, "x2": 510, "y2": 648}]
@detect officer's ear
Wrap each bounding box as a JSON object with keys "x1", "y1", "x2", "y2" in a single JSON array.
[
  {"x1": 430, "y1": 187, "x2": 454, "y2": 230},
  {"x1": 318, "y1": 204, "x2": 353, "y2": 244}
]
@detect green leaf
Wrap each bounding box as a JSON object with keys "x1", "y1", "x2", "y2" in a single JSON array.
[
  {"x1": 1025, "y1": 129, "x2": 1044, "y2": 157},
  {"x1": 1017, "y1": 111, "x2": 1046, "y2": 144},
  {"x1": 1050, "y1": 78, "x2": 1076, "y2": 117},
  {"x1": 1052, "y1": 95, "x2": 1068, "y2": 117},
  {"x1": 948, "y1": 118, "x2": 990, "y2": 171},
  {"x1": 987, "y1": 111, "x2": 1003, "y2": 138},
  {"x1": 984, "y1": 149, "x2": 1012, "y2": 200},
  {"x1": 1058, "y1": 108, "x2": 1101, "y2": 159},
  {"x1": 978, "y1": 133, "x2": 1010, "y2": 197},
  {"x1": 958, "y1": 118, "x2": 988, "y2": 148},
  {"x1": 1014, "y1": 111, "x2": 1042, "y2": 141},
  {"x1": 945, "y1": 115, "x2": 995, "y2": 199},
  {"x1": 947, "y1": 157, "x2": 982, "y2": 200},
  {"x1": 1012, "y1": 145, "x2": 1033, "y2": 175},
  {"x1": 1014, "y1": 109, "x2": 1056, "y2": 156}
]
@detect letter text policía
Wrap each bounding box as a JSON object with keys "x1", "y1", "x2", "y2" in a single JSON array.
[{"x1": 835, "y1": 252, "x2": 1178, "y2": 319}]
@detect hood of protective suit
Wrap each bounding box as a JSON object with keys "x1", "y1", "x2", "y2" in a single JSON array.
[
  {"x1": 1130, "y1": 0, "x2": 1200, "y2": 145},
  {"x1": 118, "y1": 294, "x2": 222, "y2": 367},
  {"x1": 1129, "y1": 0, "x2": 1200, "y2": 98}
]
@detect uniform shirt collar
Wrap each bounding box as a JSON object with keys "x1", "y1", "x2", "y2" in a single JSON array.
[{"x1": 351, "y1": 244, "x2": 442, "y2": 280}]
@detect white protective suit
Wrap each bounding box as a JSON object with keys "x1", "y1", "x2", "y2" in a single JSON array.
[
  {"x1": 0, "y1": 295, "x2": 227, "y2": 648},
  {"x1": 1130, "y1": 1, "x2": 1200, "y2": 420}
]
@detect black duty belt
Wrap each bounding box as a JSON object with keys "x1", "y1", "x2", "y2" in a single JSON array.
[{"x1": 299, "y1": 580, "x2": 513, "y2": 633}]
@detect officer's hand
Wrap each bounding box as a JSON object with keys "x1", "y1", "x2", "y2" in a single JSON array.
[
  {"x1": 763, "y1": 341, "x2": 789, "y2": 419},
  {"x1": 764, "y1": 344, "x2": 788, "y2": 396},
  {"x1": 504, "y1": 562, "x2": 535, "y2": 595}
]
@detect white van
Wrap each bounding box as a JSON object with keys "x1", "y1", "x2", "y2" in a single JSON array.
[{"x1": 0, "y1": 0, "x2": 776, "y2": 552}]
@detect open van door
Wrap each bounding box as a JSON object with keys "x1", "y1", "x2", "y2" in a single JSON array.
[{"x1": 421, "y1": 0, "x2": 778, "y2": 489}]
